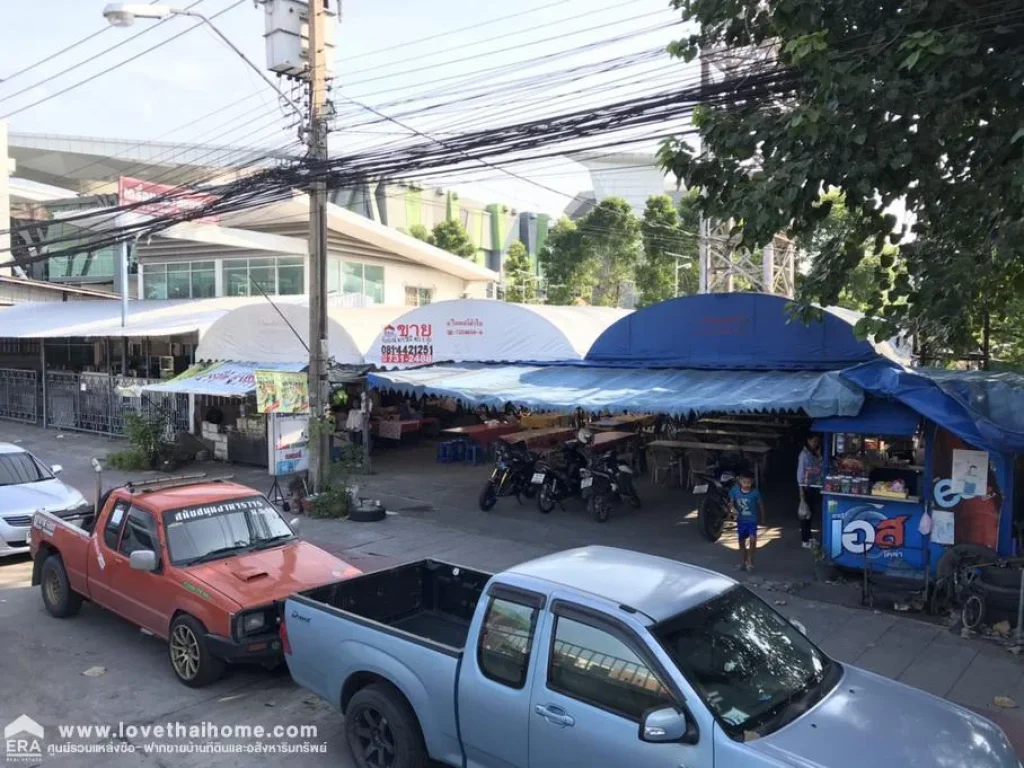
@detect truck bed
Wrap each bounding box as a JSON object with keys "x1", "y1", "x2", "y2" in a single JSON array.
[{"x1": 300, "y1": 560, "x2": 491, "y2": 650}]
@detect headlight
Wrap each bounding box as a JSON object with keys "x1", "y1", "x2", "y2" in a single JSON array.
[
  {"x1": 241, "y1": 612, "x2": 266, "y2": 634},
  {"x1": 61, "y1": 500, "x2": 92, "y2": 517}
]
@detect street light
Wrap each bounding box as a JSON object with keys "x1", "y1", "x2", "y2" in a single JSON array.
[{"x1": 101, "y1": 3, "x2": 304, "y2": 121}]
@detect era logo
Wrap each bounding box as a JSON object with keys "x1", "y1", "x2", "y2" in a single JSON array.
[
  {"x1": 4, "y1": 714, "x2": 44, "y2": 762},
  {"x1": 830, "y1": 515, "x2": 909, "y2": 559}
]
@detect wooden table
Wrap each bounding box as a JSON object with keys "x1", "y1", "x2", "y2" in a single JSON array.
[
  {"x1": 441, "y1": 422, "x2": 520, "y2": 446},
  {"x1": 676, "y1": 427, "x2": 782, "y2": 442},
  {"x1": 648, "y1": 439, "x2": 771, "y2": 486},
  {"x1": 588, "y1": 431, "x2": 637, "y2": 451},
  {"x1": 593, "y1": 414, "x2": 653, "y2": 431},
  {"x1": 499, "y1": 426, "x2": 576, "y2": 450},
  {"x1": 698, "y1": 417, "x2": 791, "y2": 429},
  {"x1": 518, "y1": 413, "x2": 569, "y2": 430},
  {"x1": 372, "y1": 419, "x2": 423, "y2": 441}
]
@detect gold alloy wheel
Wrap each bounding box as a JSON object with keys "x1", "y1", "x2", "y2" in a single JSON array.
[{"x1": 170, "y1": 624, "x2": 201, "y2": 680}]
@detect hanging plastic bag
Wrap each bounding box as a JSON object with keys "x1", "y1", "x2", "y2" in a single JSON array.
[
  {"x1": 918, "y1": 510, "x2": 933, "y2": 536},
  {"x1": 797, "y1": 499, "x2": 811, "y2": 520}
]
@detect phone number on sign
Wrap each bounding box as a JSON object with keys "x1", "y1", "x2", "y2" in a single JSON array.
[{"x1": 381, "y1": 345, "x2": 433, "y2": 364}]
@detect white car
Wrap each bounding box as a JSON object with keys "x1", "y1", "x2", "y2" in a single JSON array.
[{"x1": 0, "y1": 443, "x2": 91, "y2": 559}]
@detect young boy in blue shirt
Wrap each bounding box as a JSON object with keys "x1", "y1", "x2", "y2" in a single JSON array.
[{"x1": 729, "y1": 470, "x2": 765, "y2": 572}]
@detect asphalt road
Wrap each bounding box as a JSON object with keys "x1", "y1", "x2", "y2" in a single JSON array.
[{"x1": 0, "y1": 556, "x2": 352, "y2": 767}]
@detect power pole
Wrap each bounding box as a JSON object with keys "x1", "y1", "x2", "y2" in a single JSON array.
[{"x1": 307, "y1": 0, "x2": 330, "y2": 492}]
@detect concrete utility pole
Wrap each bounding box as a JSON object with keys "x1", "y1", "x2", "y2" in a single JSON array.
[{"x1": 306, "y1": 0, "x2": 330, "y2": 493}]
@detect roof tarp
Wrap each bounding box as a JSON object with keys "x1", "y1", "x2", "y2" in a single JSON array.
[
  {"x1": 363, "y1": 300, "x2": 630, "y2": 368},
  {"x1": 812, "y1": 398, "x2": 921, "y2": 437},
  {"x1": 585, "y1": 293, "x2": 883, "y2": 370},
  {"x1": 368, "y1": 364, "x2": 864, "y2": 418},
  {"x1": 842, "y1": 360, "x2": 1024, "y2": 454},
  {"x1": 196, "y1": 299, "x2": 406, "y2": 365},
  {"x1": 0, "y1": 297, "x2": 261, "y2": 339},
  {"x1": 141, "y1": 361, "x2": 305, "y2": 397}
]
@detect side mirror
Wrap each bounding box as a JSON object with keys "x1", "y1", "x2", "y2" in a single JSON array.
[
  {"x1": 790, "y1": 618, "x2": 808, "y2": 635},
  {"x1": 640, "y1": 707, "x2": 691, "y2": 744},
  {"x1": 51, "y1": 464, "x2": 63, "y2": 475},
  {"x1": 129, "y1": 549, "x2": 158, "y2": 572},
  {"x1": 289, "y1": 517, "x2": 301, "y2": 532}
]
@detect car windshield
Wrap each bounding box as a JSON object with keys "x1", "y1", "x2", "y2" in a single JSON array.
[
  {"x1": 654, "y1": 586, "x2": 838, "y2": 738},
  {"x1": 163, "y1": 496, "x2": 294, "y2": 566},
  {"x1": 0, "y1": 452, "x2": 53, "y2": 486}
]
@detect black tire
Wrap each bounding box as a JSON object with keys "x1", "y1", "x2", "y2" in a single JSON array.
[
  {"x1": 962, "y1": 594, "x2": 985, "y2": 630},
  {"x1": 936, "y1": 544, "x2": 1000, "y2": 602},
  {"x1": 698, "y1": 494, "x2": 726, "y2": 542},
  {"x1": 537, "y1": 480, "x2": 556, "y2": 514},
  {"x1": 478, "y1": 482, "x2": 497, "y2": 511},
  {"x1": 40, "y1": 554, "x2": 83, "y2": 618},
  {"x1": 346, "y1": 683, "x2": 428, "y2": 768},
  {"x1": 349, "y1": 502, "x2": 386, "y2": 523},
  {"x1": 626, "y1": 488, "x2": 642, "y2": 509},
  {"x1": 590, "y1": 495, "x2": 610, "y2": 523},
  {"x1": 168, "y1": 614, "x2": 226, "y2": 688}
]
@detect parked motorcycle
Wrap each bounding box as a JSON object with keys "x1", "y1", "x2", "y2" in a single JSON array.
[
  {"x1": 479, "y1": 440, "x2": 539, "y2": 511},
  {"x1": 693, "y1": 466, "x2": 739, "y2": 541},
  {"x1": 580, "y1": 449, "x2": 641, "y2": 523},
  {"x1": 533, "y1": 440, "x2": 588, "y2": 514}
]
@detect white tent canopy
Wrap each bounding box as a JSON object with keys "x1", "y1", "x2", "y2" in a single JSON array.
[
  {"x1": 196, "y1": 298, "x2": 406, "y2": 365},
  {"x1": 0, "y1": 297, "x2": 261, "y2": 339},
  {"x1": 364, "y1": 300, "x2": 631, "y2": 368}
]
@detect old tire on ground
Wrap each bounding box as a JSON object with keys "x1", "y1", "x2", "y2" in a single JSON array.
[
  {"x1": 349, "y1": 502, "x2": 386, "y2": 523},
  {"x1": 346, "y1": 683, "x2": 428, "y2": 768},
  {"x1": 936, "y1": 543, "x2": 1001, "y2": 604},
  {"x1": 478, "y1": 482, "x2": 497, "y2": 511},
  {"x1": 698, "y1": 495, "x2": 726, "y2": 542},
  {"x1": 40, "y1": 554, "x2": 83, "y2": 618},
  {"x1": 168, "y1": 614, "x2": 226, "y2": 688}
]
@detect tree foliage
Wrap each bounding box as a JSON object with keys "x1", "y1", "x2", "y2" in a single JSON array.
[
  {"x1": 659, "y1": 0, "x2": 1024, "y2": 355},
  {"x1": 429, "y1": 218, "x2": 477, "y2": 258},
  {"x1": 503, "y1": 240, "x2": 536, "y2": 303},
  {"x1": 407, "y1": 224, "x2": 430, "y2": 242},
  {"x1": 539, "y1": 198, "x2": 642, "y2": 306},
  {"x1": 636, "y1": 193, "x2": 700, "y2": 306},
  {"x1": 539, "y1": 217, "x2": 591, "y2": 305}
]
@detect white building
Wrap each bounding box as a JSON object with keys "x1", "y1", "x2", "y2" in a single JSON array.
[{"x1": 136, "y1": 194, "x2": 499, "y2": 306}]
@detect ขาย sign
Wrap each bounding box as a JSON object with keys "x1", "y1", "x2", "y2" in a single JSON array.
[
  {"x1": 255, "y1": 370, "x2": 309, "y2": 414},
  {"x1": 379, "y1": 322, "x2": 434, "y2": 365}
]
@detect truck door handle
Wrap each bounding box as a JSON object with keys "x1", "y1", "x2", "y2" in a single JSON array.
[{"x1": 535, "y1": 704, "x2": 575, "y2": 727}]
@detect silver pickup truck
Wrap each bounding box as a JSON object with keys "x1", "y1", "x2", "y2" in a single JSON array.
[{"x1": 283, "y1": 546, "x2": 1018, "y2": 768}]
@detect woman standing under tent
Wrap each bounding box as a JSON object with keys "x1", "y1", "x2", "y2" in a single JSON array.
[{"x1": 797, "y1": 434, "x2": 823, "y2": 549}]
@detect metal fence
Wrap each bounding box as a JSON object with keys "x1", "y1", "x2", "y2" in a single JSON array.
[
  {"x1": 0, "y1": 368, "x2": 38, "y2": 423},
  {"x1": 43, "y1": 372, "x2": 189, "y2": 438}
]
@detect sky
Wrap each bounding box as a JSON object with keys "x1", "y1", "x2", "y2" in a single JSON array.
[{"x1": 0, "y1": 0, "x2": 694, "y2": 215}]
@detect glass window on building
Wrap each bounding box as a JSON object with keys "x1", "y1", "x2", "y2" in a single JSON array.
[
  {"x1": 224, "y1": 260, "x2": 249, "y2": 296},
  {"x1": 248, "y1": 257, "x2": 276, "y2": 295},
  {"x1": 277, "y1": 257, "x2": 304, "y2": 295},
  {"x1": 44, "y1": 200, "x2": 119, "y2": 281},
  {"x1": 405, "y1": 286, "x2": 433, "y2": 306},
  {"x1": 364, "y1": 265, "x2": 385, "y2": 304},
  {"x1": 342, "y1": 262, "x2": 363, "y2": 295},
  {"x1": 145, "y1": 261, "x2": 217, "y2": 299}
]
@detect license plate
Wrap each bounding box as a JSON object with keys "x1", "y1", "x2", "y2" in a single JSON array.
[
  {"x1": 581, "y1": 477, "x2": 593, "y2": 489},
  {"x1": 693, "y1": 484, "x2": 708, "y2": 495},
  {"x1": 531, "y1": 472, "x2": 545, "y2": 485}
]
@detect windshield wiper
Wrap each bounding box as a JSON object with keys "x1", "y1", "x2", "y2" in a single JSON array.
[
  {"x1": 250, "y1": 533, "x2": 294, "y2": 551},
  {"x1": 185, "y1": 543, "x2": 252, "y2": 565}
]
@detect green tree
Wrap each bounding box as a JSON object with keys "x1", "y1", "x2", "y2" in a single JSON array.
[
  {"x1": 503, "y1": 240, "x2": 536, "y2": 303},
  {"x1": 539, "y1": 217, "x2": 592, "y2": 305},
  {"x1": 636, "y1": 193, "x2": 698, "y2": 306},
  {"x1": 578, "y1": 197, "x2": 642, "y2": 307},
  {"x1": 430, "y1": 218, "x2": 477, "y2": 259},
  {"x1": 658, "y1": 0, "x2": 1024, "y2": 355},
  {"x1": 408, "y1": 223, "x2": 430, "y2": 242}
]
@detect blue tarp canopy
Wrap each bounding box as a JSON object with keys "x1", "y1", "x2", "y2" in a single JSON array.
[
  {"x1": 811, "y1": 398, "x2": 921, "y2": 437},
  {"x1": 585, "y1": 293, "x2": 883, "y2": 370},
  {"x1": 368, "y1": 364, "x2": 864, "y2": 418},
  {"x1": 841, "y1": 360, "x2": 1024, "y2": 454}
]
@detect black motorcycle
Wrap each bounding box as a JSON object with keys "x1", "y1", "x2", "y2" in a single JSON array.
[
  {"x1": 693, "y1": 466, "x2": 739, "y2": 541},
  {"x1": 533, "y1": 440, "x2": 588, "y2": 514},
  {"x1": 580, "y1": 449, "x2": 641, "y2": 523},
  {"x1": 479, "y1": 440, "x2": 539, "y2": 511}
]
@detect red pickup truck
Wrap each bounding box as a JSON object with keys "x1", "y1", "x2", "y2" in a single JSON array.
[{"x1": 30, "y1": 475, "x2": 359, "y2": 687}]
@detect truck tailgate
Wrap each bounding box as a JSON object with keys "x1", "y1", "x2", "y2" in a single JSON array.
[
  {"x1": 284, "y1": 595, "x2": 466, "y2": 766},
  {"x1": 31, "y1": 511, "x2": 93, "y2": 595}
]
